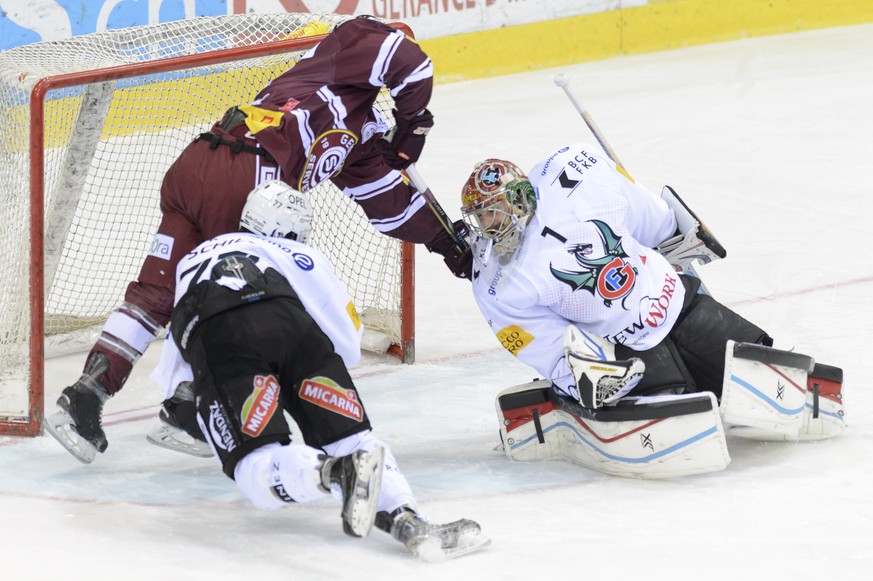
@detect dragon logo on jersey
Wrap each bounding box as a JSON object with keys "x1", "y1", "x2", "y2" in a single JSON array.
[
  {"x1": 550, "y1": 220, "x2": 637, "y2": 307},
  {"x1": 299, "y1": 376, "x2": 363, "y2": 422}
]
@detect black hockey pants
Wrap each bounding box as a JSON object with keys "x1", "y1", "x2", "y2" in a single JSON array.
[
  {"x1": 175, "y1": 277, "x2": 371, "y2": 478},
  {"x1": 616, "y1": 275, "x2": 772, "y2": 399}
]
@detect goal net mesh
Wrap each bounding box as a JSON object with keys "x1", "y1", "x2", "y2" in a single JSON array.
[{"x1": 0, "y1": 13, "x2": 410, "y2": 422}]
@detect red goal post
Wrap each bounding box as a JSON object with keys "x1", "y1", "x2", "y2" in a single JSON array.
[{"x1": 0, "y1": 14, "x2": 416, "y2": 437}]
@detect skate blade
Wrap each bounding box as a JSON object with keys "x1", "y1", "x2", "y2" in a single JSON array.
[
  {"x1": 44, "y1": 410, "x2": 98, "y2": 464},
  {"x1": 342, "y1": 447, "x2": 385, "y2": 538},
  {"x1": 146, "y1": 423, "x2": 213, "y2": 458},
  {"x1": 410, "y1": 521, "x2": 491, "y2": 563},
  {"x1": 413, "y1": 529, "x2": 492, "y2": 563}
]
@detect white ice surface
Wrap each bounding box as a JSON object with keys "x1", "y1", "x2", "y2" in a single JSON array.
[{"x1": 2, "y1": 23, "x2": 872, "y2": 580}]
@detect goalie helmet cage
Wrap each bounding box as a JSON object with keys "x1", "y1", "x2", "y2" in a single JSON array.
[{"x1": 0, "y1": 13, "x2": 416, "y2": 438}]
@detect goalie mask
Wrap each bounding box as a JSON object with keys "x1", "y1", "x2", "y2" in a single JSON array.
[
  {"x1": 239, "y1": 180, "x2": 313, "y2": 243},
  {"x1": 460, "y1": 159, "x2": 536, "y2": 259}
]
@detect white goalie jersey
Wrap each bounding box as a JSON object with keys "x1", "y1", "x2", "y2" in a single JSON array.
[
  {"x1": 151, "y1": 232, "x2": 363, "y2": 398},
  {"x1": 470, "y1": 143, "x2": 685, "y2": 394}
]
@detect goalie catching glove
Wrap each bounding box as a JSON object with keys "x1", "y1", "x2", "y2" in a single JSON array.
[
  {"x1": 378, "y1": 108, "x2": 434, "y2": 170},
  {"x1": 563, "y1": 326, "x2": 645, "y2": 409}
]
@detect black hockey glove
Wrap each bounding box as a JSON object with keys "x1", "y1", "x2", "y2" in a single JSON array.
[
  {"x1": 378, "y1": 109, "x2": 434, "y2": 170},
  {"x1": 426, "y1": 220, "x2": 473, "y2": 280}
]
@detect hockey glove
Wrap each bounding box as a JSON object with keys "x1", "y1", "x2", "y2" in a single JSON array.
[
  {"x1": 655, "y1": 186, "x2": 726, "y2": 271},
  {"x1": 567, "y1": 353, "x2": 645, "y2": 408},
  {"x1": 426, "y1": 221, "x2": 473, "y2": 280},
  {"x1": 563, "y1": 326, "x2": 645, "y2": 408},
  {"x1": 378, "y1": 109, "x2": 434, "y2": 170}
]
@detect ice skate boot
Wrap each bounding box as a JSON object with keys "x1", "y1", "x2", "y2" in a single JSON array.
[
  {"x1": 320, "y1": 447, "x2": 385, "y2": 537},
  {"x1": 377, "y1": 507, "x2": 491, "y2": 562},
  {"x1": 44, "y1": 353, "x2": 111, "y2": 464},
  {"x1": 146, "y1": 382, "x2": 212, "y2": 457}
]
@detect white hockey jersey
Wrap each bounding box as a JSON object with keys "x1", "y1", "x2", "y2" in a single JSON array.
[
  {"x1": 151, "y1": 232, "x2": 363, "y2": 398},
  {"x1": 470, "y1": 143, "x2": 684, "y2": 393}
]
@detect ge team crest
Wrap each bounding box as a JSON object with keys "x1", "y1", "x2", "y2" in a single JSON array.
[{"x1": 299, "y1": 129, "x2": 357, "y2": 192}]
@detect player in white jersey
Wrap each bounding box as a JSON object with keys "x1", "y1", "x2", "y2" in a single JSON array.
[
  {"x1": 149, "y1": 181, "x2": 488, "y2": 560},
  {"x1": 461, "y1": 146, "x2": 845, "y2": 445}
]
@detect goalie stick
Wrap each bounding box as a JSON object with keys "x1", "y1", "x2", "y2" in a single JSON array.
[
  {"x1": 554, "y1": 73, "x2": 726, "y2": 284},
  {"x1": 553, "y1": 73, "x2": 635, "y2": 183},
  {"x1": 382, "y1": 124, "x2": 469, "y2": 254},
  {"x1": 405, "y1": 163, "x2": 470, "y2": 253}
]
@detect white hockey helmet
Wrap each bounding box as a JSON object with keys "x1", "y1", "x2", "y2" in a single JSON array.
[
  {"x1": 460, "y1": 159, "x2": 536, "y2": 257},
  {"x1": 239, "y1": 180, "x2": 313, "y2": 243}
]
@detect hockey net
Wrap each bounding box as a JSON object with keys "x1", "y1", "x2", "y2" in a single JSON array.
[{"x1": 0, "y1": 13, "x2": 415, "y2": 437}]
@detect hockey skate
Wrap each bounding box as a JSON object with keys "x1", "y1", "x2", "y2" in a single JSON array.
[
  {"x1": 321, "y1": 448, "x2": 385, "y2": 537},
  {"x1": 146, "y1": 383, "x2": 212, "y2": 458},
  {"x1": 377, "y1": 508, "x2": 491, "y2": 562},
  {"x1": 44, "y1": 354, "x2": 111, "y2": 464}
]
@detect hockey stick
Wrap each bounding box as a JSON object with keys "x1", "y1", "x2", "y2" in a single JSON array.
[
  {"x1": 554, "y1": 73, "x2": 724, "y2": 294},
  {"x1": 384, "y1": 121, "x2": 469, "y2": 252},
  {"x1": 553, "y1": 73, "x2": 635, "y2": 183},
  {"x1": 405, "y1": 163, "x2": 469, "y2": 252}
]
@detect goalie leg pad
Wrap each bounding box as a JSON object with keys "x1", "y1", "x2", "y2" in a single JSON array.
[
  {"x1": 801, "y1": 362, "x2": 846, "y2": 440},
  {"x1": 720, "y1": 341, "x2": 812, "y2": 441},
  {"x1": 496, "y1": 380, "x2": 730, "y2": 479},
  {"x1": 496, "y1": 380, "x2": 563, "y2": 462}
]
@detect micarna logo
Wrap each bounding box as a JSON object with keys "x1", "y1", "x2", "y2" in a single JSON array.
[{"x1": 241, "y1": 375, "x2": 281, "y2": 437}]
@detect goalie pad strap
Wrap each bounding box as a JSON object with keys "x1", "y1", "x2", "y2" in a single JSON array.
[
  {"x1": 802, "y1": 362, "x2": 847, "y2": 440},
  {"x1": 729, "y1": 341, "x2": 814, "y2": 371},
  {"x1": 531, "y1": 409, "x2": 546, "y2": 444}
]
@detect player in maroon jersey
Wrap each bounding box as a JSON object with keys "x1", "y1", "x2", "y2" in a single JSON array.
[{"x1": 45, "y1": 16, "x2": 471, "y2": 464}]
